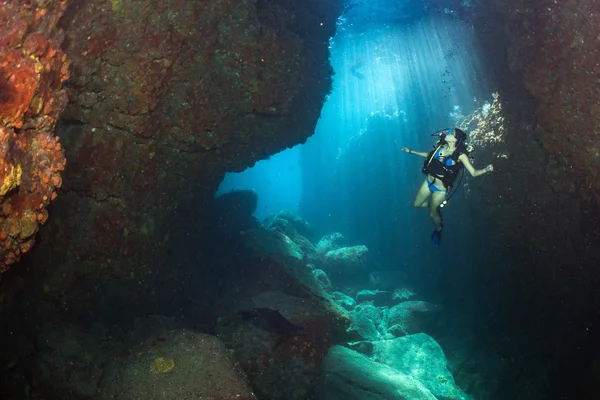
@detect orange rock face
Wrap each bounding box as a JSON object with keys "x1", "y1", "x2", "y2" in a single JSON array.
[{"x1": 0, "y1": 1, "x2": 69, "y2": 272}]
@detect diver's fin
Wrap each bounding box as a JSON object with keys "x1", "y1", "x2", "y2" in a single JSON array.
[{"x1": 431, "y1": 228, "x2": 443, "y2": 246}]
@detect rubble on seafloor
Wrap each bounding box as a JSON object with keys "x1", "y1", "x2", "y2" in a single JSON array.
[{"x1": 212, "y1": 194, "x2": 482, "y2": 400}]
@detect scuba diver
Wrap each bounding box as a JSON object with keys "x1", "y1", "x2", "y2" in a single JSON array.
[{"x1": 402, "y1": 128, "x2": 493, "y2": 245}]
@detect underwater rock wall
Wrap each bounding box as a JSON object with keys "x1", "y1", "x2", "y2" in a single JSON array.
[
  {"x1": 0, "y1": 0, "x2": 343, "y2": 396},
  {"x1": 0, "y1": 0, "x2": 342, "y2": 309},
  {"x1": 0, "y1": 1, "x2": 69, "y2": 273},
  {"x1": 52, "y1": 0, "x2": 339, "y2": 272},
  {"x1": 471, "y1": 0, "x2": 600, "y2": 224},
  {"x1": 462, "y1": 0, "x2": 600, "y2": 397},
  {"x1": 470, "y1": 2, "x2": 600, "y2": 292},
  {"x1": 501, "y1": 0, "x2": 600, "y2": 202}
]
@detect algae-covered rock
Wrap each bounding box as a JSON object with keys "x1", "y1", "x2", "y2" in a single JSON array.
[
  {"x1": 217, "y1": 290, "x2": 331, "y2": 400},
  {"x1": 387, "y1": 300, "x2": 440, "y2": 335},
  {"x1": 371, "y1": 333, "x2": 471, "y2": 400},
  {"x1": 244, "y1": 228, "x2": 305, "y2": 260},
  {"x1": 312, "y1": 268, "x2": 333, "y2": 292},
  {"x1": 315, "y1": 345, "x2": 437, "y2": 400},
  {"x1": 266, "y1": 216, "x2": 319, "y2": 263},
  {"x1": 316, "y1": 232, "x2": 345, "y2": 256},
  {"x1": 217, "y1": 288, "x2": 353, "y2": 400},
  {"x1": 348, "y1": 310, "x2": 382, "y2": 341},
  {"x1": 266, "y1": 209, "x2": 314, "y2": 240},
  {"x1": 99, "y1": 330, "x2": 256, "y2": 400},
  {"x1": 324, "y1": 245, "x2": 369, "y2": 272},
  {"x1": 332, "y1": 291, "x2": 357, "y2": 311},
  {"x1": 348, "y1": 302, "x2": 392, "y2": 341}
]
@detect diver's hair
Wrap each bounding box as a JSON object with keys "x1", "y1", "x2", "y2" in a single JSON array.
[
  {"x1": 454, "y1": 128, "x2": 468, "y2": 144},
  {"x1": 453, "y1": 128, "x2": 469, "y2": 152}
]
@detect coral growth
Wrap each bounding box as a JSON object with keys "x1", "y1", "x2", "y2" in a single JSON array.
[{"x1": 0, "y1": 0, "x2": 69, "y2": 272}]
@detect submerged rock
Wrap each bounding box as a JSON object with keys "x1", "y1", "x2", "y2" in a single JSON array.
[
  {"x1": 387, "y1": 324, "x2": 407, "y2": 338},
  {"x1": 267, "y1": 216, "x2": 319, "y2": 263},
  {"x1": 348, "y1": 310, "x2": 382, "y2": 341},
  {"x1": 213, "y1": 189, "x2": 260, "y2": 230},
  {"x1": 266, "y1": 210, "x2": 314, "y2": 240},
  {"x1": 371, "y1": 333, "x2": 471, "y2": 400},
  {"x1": 393, "y1": 287, "x2": 417, "y2": 302},
  {"x1": 238, "y1": 307, "x2": 307, "y2": 337},
  {"x1": 387, "y1": 300, "x2": 440, "y2": 335},
  {"x1": 323, "y1": 245, "x2": 369, "y2": 274},
  {"x1": 316, "y1": 232, "x2": 345, "y2": 256},
  {"x1": 312, "y1": 269, "x2": 333, "y2": 292},
  {"x1": 217, "y1": 290, "x2": 346, "y2": 400},
  {"x1": 348, "y1": 303, "x2": 388, "y2": 340},
  {"x1": 0, "y1": 0, "x2": 345, "y2": 379},
  {"x1": 99, "y1": 330, "x2": 256, "y2": 400},
  {"x1": 332, "y1": 291, "x2": 357, "y2": 311},
  {"x1": 243, "y1": 228, "x2": 305, "y2": 260},
  {"x1": 315, "y1": 345, "x2": 437, "y2": 400}
]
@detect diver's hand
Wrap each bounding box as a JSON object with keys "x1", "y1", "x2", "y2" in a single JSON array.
[
  {"x1": 485, "y1": 164, "x2": 494, "y2": 173},
  {"x1": 402, "y1": 147, "x2": 411, "y2": 153}
]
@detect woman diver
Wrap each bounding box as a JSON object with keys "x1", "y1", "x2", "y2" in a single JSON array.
[{"x1": 402, "y1": 128, "x2": 493, "y2": 245}]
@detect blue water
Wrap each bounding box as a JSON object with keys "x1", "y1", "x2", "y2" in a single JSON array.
[{"x1": 218, "y1": 2, "x2": 491, "y2": 240}]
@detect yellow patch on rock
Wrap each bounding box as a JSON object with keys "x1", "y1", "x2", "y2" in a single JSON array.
[
  {"x1": 151, "y1": 357, "x2": 175, "y2": 374},
  {"x1": 0, "y1": 164, "x2": 22, "y2": 197}
]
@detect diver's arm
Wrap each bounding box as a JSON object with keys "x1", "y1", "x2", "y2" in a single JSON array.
[
  {"x1": 459, "y1": 154, "x2": 493, "y2": 177},
  {"x1": 402, "y1": 147, "x2": 427, "y2": 158}
]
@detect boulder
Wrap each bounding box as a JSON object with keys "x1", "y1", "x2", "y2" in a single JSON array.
[
  {"x1": 312, "y1": 269, "x2": 333, "y2": 292},
  {"x1": 354, "y1": 303, "x2": 385, "y2": 326},
  {"x1": 267, "y1": 210, "x2": 313, "y2": 240},
  {"x1": 243, "y1": 228, "x2": 305, "y2": 260},
  {"x1": 393, "y1": 287, "x2": 417, "y2": 302},
  {"x1": 348, "y1": 303, "x2": 388, "y2": 341},
  {"x1": 371, "y1": 334, "x2": 471, "y2": 400},
  {"x1": 314, "y1": 345, "x2": 437, "y2": 400},
  {"x1": 234, "y1": 232, "x2": 351, "y2": 340},
  {"x1": 267, "y1": 216, "x2": 319, "y2": 263},
  {"x1": 316, "y1": 232, "x2": 345, "y2": 256},
  {"x1": 387, "y1": 301, "x2": 440, "y2": 335},
  {"x1": 387, "y1": 324, "x2": 407, "y2": 338},
  {"x1": 332, "y1": 291, "x2": 357, "y2": 311},
  {"x1": 213, "y1": 189, "x2": 260, "y2": 230},
  {"x1": 99, "y1": 330, "x2": 256, "y2": 400},
  {"x1": 216, "y1": 290, "x2": 341, "y2": 400},
  {"x1": 323, "y1": 245, "x2": 369, "y2": 274},
  {"x1": 348, "y1": 310, "x2": 382, "y2": 341}
]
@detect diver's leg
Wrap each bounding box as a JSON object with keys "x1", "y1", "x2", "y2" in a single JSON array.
[
  {"x1": 429, "y1": 191, "x2": 446, "y2": 231},
  {"x1": 412, "y1": 180, "x2": 431, "y2": 208}
]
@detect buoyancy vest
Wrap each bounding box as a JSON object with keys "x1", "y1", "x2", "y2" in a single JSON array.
[{"x1": 422, "y1": 144, "x2": 467, "y2": 188}]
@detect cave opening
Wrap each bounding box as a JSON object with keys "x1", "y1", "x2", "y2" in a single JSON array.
[{"x1": 217, "y1": 0, "x2": 516, "y2": 398}]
